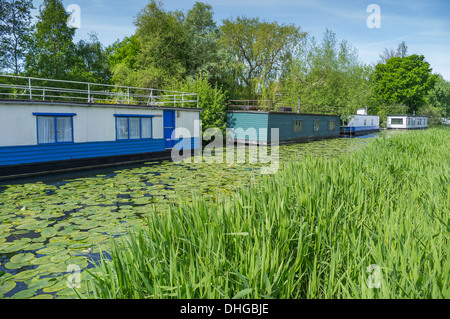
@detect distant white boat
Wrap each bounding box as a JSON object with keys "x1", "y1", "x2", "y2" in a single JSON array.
[
  {"x1": 387, "y1": 115, "x2": 428, "y2": 130},
  {"x1": 340, "y1": 108, "x2": 380, "y2": 136}
]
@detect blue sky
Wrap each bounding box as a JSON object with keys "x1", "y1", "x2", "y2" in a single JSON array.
[{"x1": 31, "y1": 0, "x2": 450, "y2": 80}]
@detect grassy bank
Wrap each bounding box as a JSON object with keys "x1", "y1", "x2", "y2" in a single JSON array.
[{"x1": 86, "y1": 128, "x2": 449, "y2": 299}]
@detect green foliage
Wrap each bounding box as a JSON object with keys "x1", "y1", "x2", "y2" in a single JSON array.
[
  {"x1": 25, "y1": 0, "x2": 76, "y2": 79},
  {"x1": 373, "y1": 54, "x2": 438, "y2": 113},
  {"x1": 183, "y1": 2, "x2": 235, "y2": 89},
  {"x1": 131, "y1": 0, "x2": 187, "y2": 88},
  {"x1": 425, "y1": 75, "x2": 450, "y2": 117},
  {"x1": 374, "y1": 103, "x2": 405, "y2": 127},
  {"x1": 0, "y1": 0, "x2": 34, "y2": 75},
  {"x1": 72, "y1": 33, "x2": 112, "y2": 83},
  {"x1": 86, "y1": 128, "x2": 450, "y2": 299},
  {"x1": 168, "y1": 76, "x2": 228, "y2": 134},
  {"x1": 219, "y1": 16, "x2": 305, "y2": 99},
  {"x1": 417, "y1": 105, "x2": 445, "y2": 125},
  {"x1": 107, "y1": 35, "x2": 140, "y2": 71},
  {"x1": 279, "y1": 30, "x2": 372, "y2": 116},
  {"x1": 378, "y1": 41, "x2": 408, "y2": 64}
]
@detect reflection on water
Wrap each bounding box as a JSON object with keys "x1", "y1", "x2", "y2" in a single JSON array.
[{"x1": 0, "y1": 130, "x2": 394, "y2": 299}]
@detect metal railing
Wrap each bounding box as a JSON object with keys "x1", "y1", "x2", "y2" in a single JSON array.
[
  {"x1": 227, "y1": 100, "x2": 339, "y2": 115},
  {"x1": 0, "y1": 74, "x2": 199, "y2": 108}
]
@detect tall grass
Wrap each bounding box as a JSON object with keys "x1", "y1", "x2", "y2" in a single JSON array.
[{"x1": 86, "y1": 128, "x2": 449, "y2": 299}]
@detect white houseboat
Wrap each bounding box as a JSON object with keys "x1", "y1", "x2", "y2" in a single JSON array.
[
  {"x1": 340, "y1": 108, "x2": 380, "y2": 136},
  {"x1": 0, "y1": 75, "x2": 202, "y2": 179},
  {"x1": 386, "y1": 115, "x2": 428, "y2": 130}
]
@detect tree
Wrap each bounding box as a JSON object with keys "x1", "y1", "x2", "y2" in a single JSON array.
[
  {"x1": 279, "y1": 30, "x2": 372, "y2": 116},
  {"x1": 72, "y1": 32, "x2": 111, "y2": 83},
  {"x1": 25, "y1": 0, "x2": 76, "y2": 79},
  {"x1": 0, "y1": 0, "x2": 34, "y2": 75},
  {"x1": 373, "y1": 54, "x2": 438, "y2": 113},
  {"x1": 133, "y1": 0, "x2": 187, "y2": 87},
  {"x1": 378, "y1": 41, "x2": 408, "y2": 63},
  {"x1": 219, "y1": 16, "x2": 305, "y2": 98},
  {"x1": 107, "y1": 35, "x2": 140, "y2": 71},
  {"x1": 108, "y1": 0, "x2": 189, "y2": 89},
  {"x1": 169, "y1": 76, "x2": 228, "y2": 135},
  {"x1": 183, "y1": 2, "x2": 232, "y2": 87},
  {"x1": 423, "y1": 75, "x2": 450, "y2": 118}
]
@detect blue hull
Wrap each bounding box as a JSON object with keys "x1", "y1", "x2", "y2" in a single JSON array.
[
  {"x1": 0, "y1": 138, "x2": 200, "y2": 180},
  {"x1": 340, "y1": 126, "x2": 379, "y2": 136}
]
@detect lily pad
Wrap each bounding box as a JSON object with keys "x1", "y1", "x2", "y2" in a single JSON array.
[
  {"x1": 68, "y1": 243, "x2": 92, "y2": 250},
  {"x1": 0, "y1": 281, "x2": 16, "y2": 294},
  {"x1": 12, "y1": 288, "x2": 38, "y2": 299},
  {"x1": 56, "y1": 287, "x2": 78, "y2": 298},
  {"x1": 65, "y1": 256, "x2": 88, "y2": 269},
  {"x1": 50, "y1": 254, "x2": 70, "y2": 263},
  {"x1": 40, "y1": 228, "x2": 58, "y2": 238},
  {"x1": 27, "y1": 243, "x2": 45, "y2": 251},
  {"x1": 28, "y1": 277, "x2": 58, "y2": 290},
  {"x1": 10, "y1": 253, "x2": 34, "y2": 265},
  {"x1": 35, "y1": 247, "x2": 61, "y2": 256},
  {"x1": 42, "y1": 279, "x2": 68, "y2": 293},
  {"x1": 4, "y1": 262, "x2": 23, "y2": 270},
  {"x1": 0, "y1": 241, "x2": 32, "y2": 253},
  {"x1": 14, "y1": 269, "x2": 40, "y2": 281}
]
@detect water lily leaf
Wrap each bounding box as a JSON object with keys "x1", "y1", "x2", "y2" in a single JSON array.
[
  {"x1": 50, "y1": 254, "x2": 70, "y2": 263},
  {"x1": 27, "y1": 243, "x2": 45, "y2": 251},
  {"x1": 35, "y1": 247, "x2": 61, "y2": 256},
  {"x1": 68, "y1": 243, "x2": 92, "y2": 250},
  {"x1": 43, "y1": 279, "x2": 68, "y2": 293},
  {"x1": 30, "y1": 255, "x2": 52, "y2": 266},
  {"x1": 4, "y1": 262, "x2": 22, "y2": 270},
  {"x1": 41, "y1": 228, "x2": 58, "y2": 238},
  {"x1": 56, "y1": 287, "x2": 78, "y2": 298},
  {"x1": 12, "y1": 288, "x2": 39, "y2": 299},
  {"x1": 35, "y1": 263, "x2": 67, "y2": 274},
  {"x1": 14, "y1": 269, "x2": 40, "y2": 281},
  {"x1": 0, "y1": 281, "x2": 16, "y2": 294},
  {"x1": 0, "y1": 241, "x2": 31, "y2": 254},
  {"x1": 65, "y1": 256, "x2": 88, "y2": 269},
  {"x1": 28, "y1": 277, "x2": 58, "y2": 290},
  {"x1": 10, "y1": 253, "x2": 34, "y2": 265}
]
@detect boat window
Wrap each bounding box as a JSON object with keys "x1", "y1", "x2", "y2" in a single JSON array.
[
  {"x1": 328, "y1": 120, "x2": 336, "y2": 131},
  {"x1": 33, "y1": 113, "x2": 75, "y2": 144},
  {"x1": 391, "y1": 118, "x2": 403, "y2": 125},
  {"x1": 314, "y1": 120, "x2": 320, "y2": 131},
  {"x1": 293, "y1": 120, "x2": 303, "y2": 132},
  {"x1": 115, "y1": 115, "x2": 154, "y2": 140}
]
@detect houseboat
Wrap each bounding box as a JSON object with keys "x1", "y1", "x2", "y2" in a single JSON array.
[
  {"x1": 340, "y1": 108, "x2": 380, "y2": 136},
  {"x1": 386, "y1": 115, "x2": 428, "y2": 130},
  {"x1": 226, "y1": 100, "x2": 340, "y2": 145},
  {"x1": 0, "y1": 75, "x2": 201, "y2": 179}
]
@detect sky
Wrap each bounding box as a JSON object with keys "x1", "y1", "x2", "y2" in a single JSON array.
[{"x1": 31, "y1": 0, "x2": 450, "y2": 81}]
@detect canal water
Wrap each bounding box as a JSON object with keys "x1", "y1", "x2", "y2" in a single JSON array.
[{"x1": 0, "y1": 132, "x2": 393, "y2": 299}]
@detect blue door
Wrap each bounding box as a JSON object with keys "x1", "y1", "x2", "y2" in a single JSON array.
[{"x1": 163, "y1": 110, "x2": 175, "y2": 149}]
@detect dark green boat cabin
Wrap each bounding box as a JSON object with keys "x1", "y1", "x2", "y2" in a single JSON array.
[{"x1": 226, "y1": 101, "x2": 340, "y2": 145}]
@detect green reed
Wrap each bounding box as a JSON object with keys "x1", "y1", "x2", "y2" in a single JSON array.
[{"x1": 86, "y1": 128, "x2": 449, "y2": 299}]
